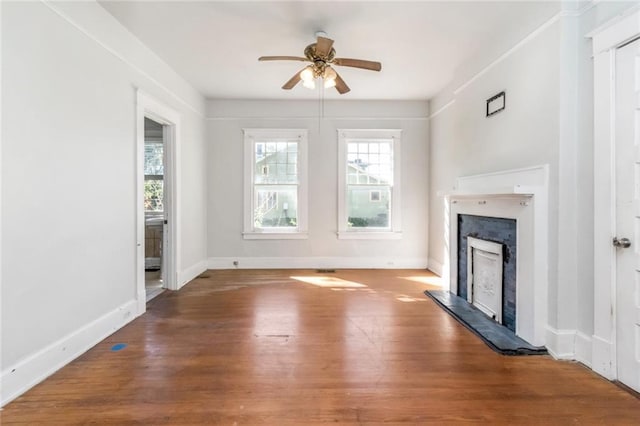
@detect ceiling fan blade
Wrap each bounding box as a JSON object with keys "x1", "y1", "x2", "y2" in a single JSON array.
[
  {"x1": 334, "y1": 71, "x2": 350, "y2": 95},
  {"x1": 282, "y1": 69, "x2": 304, "y2": 90},
  {"x1": 315, "y1": 36, "x2": 334, "y2": 58},
  {"x1": 333, "y1": 58, "x2": 382, "y2": 72},
  {"x1": 259, "y1": 56, "x2": 309, "y2": 62}
]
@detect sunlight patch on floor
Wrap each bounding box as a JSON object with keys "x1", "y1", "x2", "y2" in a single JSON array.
[
  {"x1": 400, "y1": 275, "x2": 443, "y2": 287},
  {"x1": 291, "y1": 276, "x2": 368, "y2": 288},
  {"x1": 396, "y1": 295, "x2": 427, "y2": 303}
]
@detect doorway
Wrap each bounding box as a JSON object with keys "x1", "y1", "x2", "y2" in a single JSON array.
[
  {"x1": 136, "y1": 91, "x2": 179, "y2": 313},
  {"x1": 591, "y1": 8, "x2": 640, "y2": 391},
  {"x1": 144, "y1": 117, "x2": 167, "y2": 301},
  {"x1": 614, "y1": 36, "x2": 640, "y2": 393}
]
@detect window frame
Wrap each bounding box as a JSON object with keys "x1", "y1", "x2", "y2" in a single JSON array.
[
  {"x1": 337, "y1": 129, "x2": 402, "y2": 240},
  {"x1": 243, "y1": 129, "x2": 308, "y2": 240},
  {"x1": 144, "y1": 139, "x2": 164, "y2": 214}
]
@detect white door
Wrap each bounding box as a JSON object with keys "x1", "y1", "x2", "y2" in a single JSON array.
[
  {"x1": 161, "y1": 124, "x2": 172, "y2": 289},
  {"x1": 615, "y1": 37, "x2": 640, "y2": 392}
]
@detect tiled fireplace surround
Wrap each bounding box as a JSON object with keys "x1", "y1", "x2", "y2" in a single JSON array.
[
  {"x1": 458, "y1": 214, "x2": 517, "y2": 332},
  {"x1": 443, "y1": 165, "x2": 549, "y2": 347}
]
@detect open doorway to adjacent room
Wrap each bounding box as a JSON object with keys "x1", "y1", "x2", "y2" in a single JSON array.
[{"x1": 144, "y1": 117, "x2": 167, "y2": 301}]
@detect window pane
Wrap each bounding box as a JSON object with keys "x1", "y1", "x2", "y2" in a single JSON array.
[
  {"x1": 255, "y1": 143, "x2": 265, "y2": 160},
  {"x1": 254, "y1": 187, "x2": 298, "y2": 228},
  {"x1": 144, "y1": 179, "x2": 163, "y2": 212},
  {"x1": 347, "y1": 141, "x2": 392, "y2": 185},
  {"x1": 288, "y1": 152, "x2": 298, "y2": 164},
  {"x1": 255, "y1": 141, "x2": 298, "y2": 184},
  {"x1": 347, "y1": 186, "x2": 390, "y2": 228},
  {"x1": 144, "y1": 143, "x2": 163, "y2": 175}
]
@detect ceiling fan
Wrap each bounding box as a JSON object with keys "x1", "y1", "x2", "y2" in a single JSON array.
[{"x1": 258, "y1": 33, "x2": 382, "y2": 95}]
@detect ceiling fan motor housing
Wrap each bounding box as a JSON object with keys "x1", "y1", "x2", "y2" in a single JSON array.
[{"x1": 304, "y1": 44, "x2": 336, "y2": 62}]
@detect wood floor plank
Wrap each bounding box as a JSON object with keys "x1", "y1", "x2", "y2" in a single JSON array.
[{"x1": 2, "y1": 269, "x2": 639, "y2": 424}]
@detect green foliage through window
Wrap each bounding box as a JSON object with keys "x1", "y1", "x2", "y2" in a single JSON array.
[{"x1": 145, "y1": 180, "x2": 163, "y2": 212}]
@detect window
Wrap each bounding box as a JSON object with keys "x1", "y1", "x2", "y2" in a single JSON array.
[
  {"x1": 144, "y1": 141, "x2": 163, "y2": 212},
  {"x1": 338, "y1": 129, "x2": 402, "y2": 239},
  {"x1": 243, "y1": 129, "x2": 308, "y2": 239}
]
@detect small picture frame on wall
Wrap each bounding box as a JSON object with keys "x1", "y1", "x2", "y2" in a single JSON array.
[{"x1": 486, "y1": 91, "x2": 506, "y2": 117}]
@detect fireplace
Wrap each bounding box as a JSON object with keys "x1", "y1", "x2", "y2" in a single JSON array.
[
  {"x1": 458, "y1": 215, "x2": 517, "y2": 332},
  {"x1": 442, "y1": 165, "x2": 549, "y2": 346},
  {"x1": 467, "y1": 236, "x2": 504, "y2": 324}
]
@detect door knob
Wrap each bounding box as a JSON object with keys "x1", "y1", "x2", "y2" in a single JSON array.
[{"x1": 613, "y1": 237, "x2": 632, "y2": 248}]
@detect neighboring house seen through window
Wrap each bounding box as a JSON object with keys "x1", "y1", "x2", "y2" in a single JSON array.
[
  {"x1": 243, "y1": 129, "x2": 308, "y2": 239},
  {"x1": 338, "y1": 129, "x2": 402, "y2": 239}
]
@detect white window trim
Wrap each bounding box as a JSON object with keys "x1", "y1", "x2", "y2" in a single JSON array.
[
  {"x1": 337, "y1": 129, "x2": 402, "y2": 240},
  {"x1": 243, "y1": 129, "x2": 308, "y2": 240}
]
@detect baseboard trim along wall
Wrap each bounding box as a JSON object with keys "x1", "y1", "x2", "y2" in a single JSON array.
[
  {"x1": 427, "y1": 258, "x2": 444, "y2": 276},
  {"x1": 0, "y1": 299, "x2": 139, "y2": 407},
  {"x1": 591, "y1": 335, "x2": 615, "y2": 380},
  {"x1": 575, "y1": 331, "x2": 593, "y2": 368},
  {"x1": 545, "y1": 326, "x2": 577, "y2": 360},
  {"x1": 177, "y1": 260, "x2": 209, "y2": 288},
  {"x1": 207, "y1": 257, "x2": 429, "y2": 270}
]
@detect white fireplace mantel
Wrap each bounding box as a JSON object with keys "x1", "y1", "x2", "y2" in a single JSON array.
[
  {"x1": 438, "y1": 185, "x2": 537, "y2": 199},
  {"x1": 442, "y1": 165, "x2": 549, "y2": 347}
]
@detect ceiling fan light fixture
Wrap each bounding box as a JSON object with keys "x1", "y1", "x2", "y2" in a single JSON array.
[
  {"x1": 302, "y1": 79, "x2": 316, "y2": 90},
  {"x1": 300, "y1": 66, "x2": 315, "y2": 83},
  {"x1": 323, "y1": 66, "x2": 337, "y2": 80},
  {"x1": 323, "y1": 66, "x2": 337, "y2": 88}
]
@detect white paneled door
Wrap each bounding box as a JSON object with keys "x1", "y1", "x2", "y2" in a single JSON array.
[{"x1": 615, "y1": 37, "x2": 640, "y2": 393}]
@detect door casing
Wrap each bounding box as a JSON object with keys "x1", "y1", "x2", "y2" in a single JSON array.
[
  {"x1": 136, "y1": 91, "x2": 181, "y2": 314},
  {"x1": 613, "y1": 37, "x2": 640, "y2": 392},
  {"x1": 590, "y1": 8, "x2": 640, "y2": 380}
]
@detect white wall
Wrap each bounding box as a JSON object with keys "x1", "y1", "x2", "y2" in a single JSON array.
[
  {"x1": 428, "y1": 1, "x2": 639, "y2": 363},
  {"x1": 428, "y1": 16, "x2": 561, "y2": 281},
  {"x1": 1, "y1": 1, "x2": 207, "y2": 405},
  {"x1": 207, "y1": 100, "x2": 429, "y2": 269}
]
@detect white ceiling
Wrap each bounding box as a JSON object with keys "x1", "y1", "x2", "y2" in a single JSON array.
[{"x1": 99, "y1": 1, "x2": 561, "y2": 100}]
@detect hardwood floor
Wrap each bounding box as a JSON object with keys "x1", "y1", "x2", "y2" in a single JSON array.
[{"x1": 2, "y1": 269, "x2": 639, "y2": 424}]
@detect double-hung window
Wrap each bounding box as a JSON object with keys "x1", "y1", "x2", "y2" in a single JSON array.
[
  {"x1": 243, "y1": 129, "x2": 308, "y2": 239},
  {"x1": 144, "y1": 141, "x2": 164, "y2": 213},
  {"x1": 338, "y1": 129, "x2": 402, "y2": 239}
]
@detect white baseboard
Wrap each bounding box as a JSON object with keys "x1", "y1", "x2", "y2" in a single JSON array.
[
  {"x1": 177, "y1": 259, "x2": 208, "y2": 288},
  {"x1": 591, "y1": 334, "x2": 615, "y2": 380},
  {"x1": 207, "y1": 257, "x2": 429, "y2": 270},
  {"x1": 545, "y1": 326, "x2": 576, "y2": 360},
  {"x1": 0, "y1": 299, "x2": 139, "y2": 407},
  {"x1": 574, "y1": 331, "x2": 593, "y2": 368},
  {"x1": 427, "y1": 257, "x2": 443, "y2": 276}
]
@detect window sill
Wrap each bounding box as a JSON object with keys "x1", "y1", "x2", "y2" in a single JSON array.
[
  {"x1": 337, "y1": 231, "x2": 402, "y2": 240},
  {"x1": 243, "y1": 232, "x2": 308, "y2": 240}
]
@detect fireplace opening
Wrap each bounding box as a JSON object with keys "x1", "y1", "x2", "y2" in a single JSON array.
[
  {"x1": 458, "y1": 214, "x2": 516, "y2": 332},
  {"x1": 467, "y1": 237, "x2": 503, "y2": 323}
]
